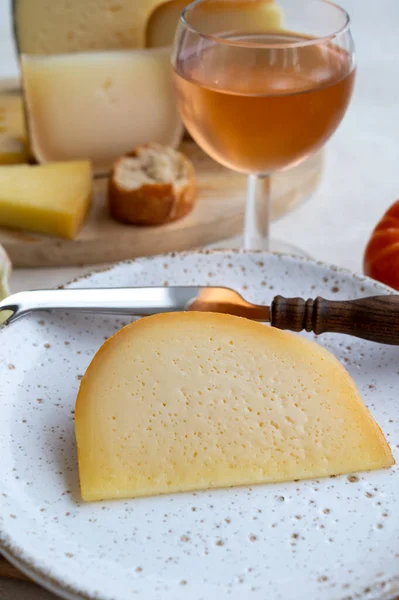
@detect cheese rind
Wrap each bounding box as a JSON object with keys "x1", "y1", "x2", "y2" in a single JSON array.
[
  {"x1": 21, "y1": 50, "x2": 183, "y2": 175},
  {"x1": 0, "y1": 161, "x2": 92, "y2": 239},
  {"x1": 13, "y1": 0, "x2": 166, "y2": 54},
  {"x1": 75, "y1": 312, "x2": 394, "y2": 502},
  {"x1": 14, "y1": 0, "x2": 281, "y2": 54}
]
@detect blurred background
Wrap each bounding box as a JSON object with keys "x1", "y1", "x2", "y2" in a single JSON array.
[{"x1": 1, "y1": 0, "x2": 399, "y2": 272}]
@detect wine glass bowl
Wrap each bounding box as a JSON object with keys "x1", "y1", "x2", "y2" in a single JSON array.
[{"x1": 172, "y1": 0, "x2": 356, "y2": 252}]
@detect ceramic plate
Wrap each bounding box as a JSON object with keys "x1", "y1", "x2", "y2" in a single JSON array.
[{"x1": 1, "y1": 251, "x2": 399, "y2": 600}]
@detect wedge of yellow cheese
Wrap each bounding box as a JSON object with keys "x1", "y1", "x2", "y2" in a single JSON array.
[
  {"x1": 147, "y1": 0, "x2": 282, "y2": 48},
  {"x1": 75, "y1": 312, "x2": 394, "y2": 502},
  {"x1": 21, "y1": 50, "x2": 183, "y2": 175},
  {"x1": 0, "y1": 161, "x2": 91, "y2": 239},
  {"x1": 13, "y1": 0, "x2": 167, "y2": 53},
  {"x1": 0, "y1": 94, "x2": 28, "y2": 165}
]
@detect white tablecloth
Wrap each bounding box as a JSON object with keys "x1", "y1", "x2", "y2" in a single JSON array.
[{"x1": 1, "y1": 0, "x2": 399, "y2": 597}]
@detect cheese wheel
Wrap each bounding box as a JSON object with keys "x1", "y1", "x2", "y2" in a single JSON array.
[
  {"x1": 13, "y1": 0, "x2": 166, "y2": 54},
  {"x1": 13, "y1": 0, "x2": 281, "y2": 54},
  {"x1": 75, "y1": 312, "x2": 394, "y2": 501}
]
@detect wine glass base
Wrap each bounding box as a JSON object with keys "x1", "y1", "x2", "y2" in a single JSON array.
[{"x1": 208, "y1": 236, "x2": 312, "y2": 258}]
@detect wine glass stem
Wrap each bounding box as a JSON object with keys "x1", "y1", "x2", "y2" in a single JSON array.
[{"x1": 243, "y1": 174, "x2": 271, "y2": 250}]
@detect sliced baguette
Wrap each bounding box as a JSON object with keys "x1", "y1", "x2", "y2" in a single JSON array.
[{"x1": 108, "y1": 144, "x2": 197, "y2": 226}]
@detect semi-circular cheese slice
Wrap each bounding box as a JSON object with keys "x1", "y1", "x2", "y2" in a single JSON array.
[{"x1": 75, "y1": 312, "x2": 394, "y2": 501}]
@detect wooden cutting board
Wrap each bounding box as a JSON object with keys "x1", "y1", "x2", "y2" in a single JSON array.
[
  {"x1": 0, "y1": 557, "x2": 29, "y2": 581},
  {"x1": 0, "y1": 77, "x2": 323, "y2": 268},
  {"x1": 0, "y1": 141, "x2": 323, "y2": 268}
]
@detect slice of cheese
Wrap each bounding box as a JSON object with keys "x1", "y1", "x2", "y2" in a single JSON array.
[
  {"x1": 13, "y1": 0, "x2": 166, "y2": 54},
  {"x1": 21, "y1": 50, "x2": 183, "y2": 175},
  {"x1": 146, "y1": 0, "x2": 281, "y2": 48},
  {"x1": 75, "y1": 312, "x2": 394, "y2": 502},
  {"x1": 0, "y1": 161, "x2": 92, "y2": 239},
  {"x1": 0, "y1": 94, "x2": 28, "y2": 165}
]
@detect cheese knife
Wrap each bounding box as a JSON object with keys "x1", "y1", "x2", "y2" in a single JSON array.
[{"x1": 1, "y1": 286, "x2": 399, "y2": 345}]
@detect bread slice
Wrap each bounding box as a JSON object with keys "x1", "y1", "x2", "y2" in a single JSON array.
[
  {"x1": 75, "y1": 312, "x2": 394, "y2": 502},
  {"x1": 108, "y1": 144, "x2": 197, "y2": 225}
]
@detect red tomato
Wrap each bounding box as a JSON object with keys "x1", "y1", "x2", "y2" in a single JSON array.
[{"x1": 364, "y1": 200, "x2": 399, "y2": 290}]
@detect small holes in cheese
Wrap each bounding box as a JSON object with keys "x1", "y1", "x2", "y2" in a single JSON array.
[{"x1": 75, "y1": 312, "x2": 394, "y2": 501}]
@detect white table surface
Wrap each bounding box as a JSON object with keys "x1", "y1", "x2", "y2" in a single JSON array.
[{"x1": 1, "y1": 0, "x2": 399, "y2": 598}]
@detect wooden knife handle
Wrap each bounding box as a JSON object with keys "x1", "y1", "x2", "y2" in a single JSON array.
[{"x1": 270, "y1": 295, "x2": 399, "y2": 345}]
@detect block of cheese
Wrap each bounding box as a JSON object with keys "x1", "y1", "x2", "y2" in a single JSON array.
[
  {"x1": 75, "y1": 312, "x2": 394, "y2": 502},
  {"x1": 13, "y1": 0, "x2": 166, "y2": 54},
  {"x1": 21, "y1": 50, "x2": 183, "y2": 175},
  {"x1": 0, "y1": 94, "x2": 28, "y2": 165},
  {"x1": 0, "y1": 161, "x2": 91, "y2": 239},
  {"x1": 147, "y1": 0, "x2": 282, "y2": 48}
]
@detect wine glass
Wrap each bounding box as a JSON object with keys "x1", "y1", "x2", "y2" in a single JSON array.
[{"x1": 172, "y1": 0, "x2": 355, "y2": 255}]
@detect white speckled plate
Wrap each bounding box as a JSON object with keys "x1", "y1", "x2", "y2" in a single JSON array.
[{"x1": 1, "y1": 251, "x2": 399, "y2": 600}]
